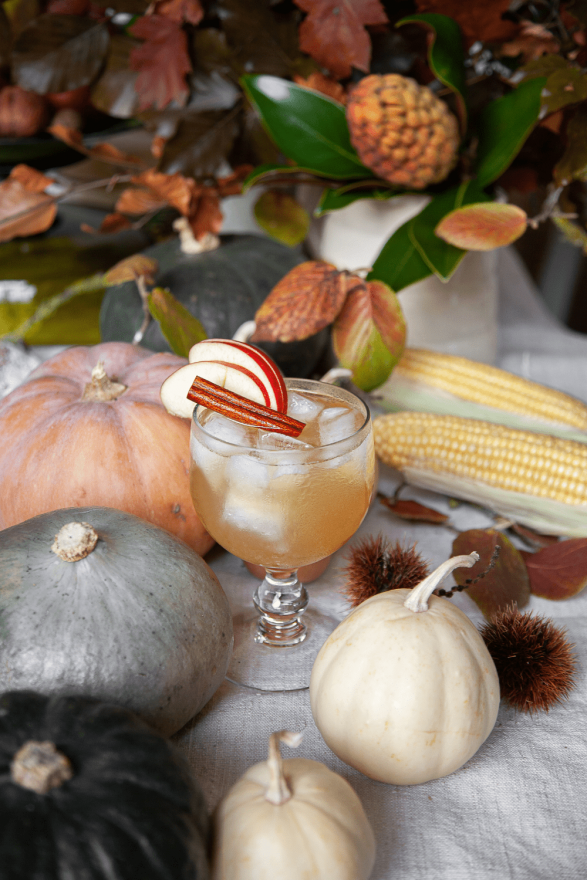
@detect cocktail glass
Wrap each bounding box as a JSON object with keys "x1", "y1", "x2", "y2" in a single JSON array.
[{"x1": 189, "y1": 378, "x2": 375, "y2": 690}]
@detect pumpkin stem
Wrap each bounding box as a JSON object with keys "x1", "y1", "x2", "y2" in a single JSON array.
[
  {"x1": 52, "y1": 521, "x2": 99, "y2": 562},
  {"x1": 11, "y1": 741, "x2": 73, "y2": 795},
  {"x1": 403, "y1": 553, "x2": 480, "y2": 613},
  {"x1": 265, "y1": 730, "x2": 303, "y2": 806},
  {"x1": 82, "y1": 361, "x2": 127, "y2": 401}
]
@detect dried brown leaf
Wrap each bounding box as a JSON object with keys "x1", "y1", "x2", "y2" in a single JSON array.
[
  {"x1": 379, "y1": 495, "x2": 449, "y2": 524},
  {"x1": 104, "y1": 254, "x2": 158, "y2": 285},
  {"x1": 47, "y1": 123, "x2": 144, "y2": 167},
  {"x1": 9, "y1": 164, "x2": 55, "y2": 194},
  {"x1": 522, "y1": 538, "x2": 587, "y2": 600},
  {"x1": 0, "y1": 179, "x2": 57, "y2": 243}
]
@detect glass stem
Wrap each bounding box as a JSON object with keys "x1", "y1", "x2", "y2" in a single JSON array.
[{"x1": 253, "y1": 569, "x2": 309, "y2": 647}]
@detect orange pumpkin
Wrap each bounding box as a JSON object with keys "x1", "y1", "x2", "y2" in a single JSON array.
[{"x1": 0, "y1": 342, "x2": 214, "y2": 555}]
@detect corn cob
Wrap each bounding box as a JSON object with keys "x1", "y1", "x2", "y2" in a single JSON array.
[
  {"x1": 373, "y1": 411, "x2": 587, "y2": 536},
  {"x1": 378, "y1": 348, "x2": 587, "y2": 443}
]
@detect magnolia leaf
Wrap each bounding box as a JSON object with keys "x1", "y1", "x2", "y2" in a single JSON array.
[
  {"x1": 129, "y1": 14, "x2": 191, "y2": 110},
  {"x1": 241, "y1": 75, "x2": 372, "y2": 179},
  {"x1": 368, "y1": 218, "x2": 432, "y2": 292},
  {"x1": 410, "y1": 181, "x2": 490, "y2": 280},
  {"x1": 316, "y1": 186, "x2": 395, "y2": 215},
  {"x1": 47, "y1": 124, "x2": 145, "y2": 168},
  {"x1": 379, "y1": 495, "x2": 449, "y2": 524},
  {"x1": 90, "y1": 33, "x2": 141, "y2": 119},
  {"x1": 476, "y1": 78, "x2": 545, "y2": 187},
  {"x1": 332, "y1": 278, "x2": 405, "y2": 392},
  {"x1": 252, "y1": 261, "x2": 351, "y2": 342},
  {"x1": 522, "y1": 538, "x2": 587, "y2": 600},
  {"x1": 104, "y1": 255, "x2": 158, "y2": 286},
  {"x1": 243, "y1": 164, "x2": 337, "y2": 192},
  {"x1": 435, "y1": 202, "x2": 527, "y2": 251},
  {"x1": 253, "y1": 191, "x2": 310, "y2": 246},
  {"x1": 0, "y1": 180, "x2": 56, "y2": 243},
  {"x1": 148, "y1": 286, "x2": 207, "y2": 357},
  {"x1": 397, "y1": 13, "x2": 467, "y2": 134},
  {"x1": 295, "y1": 0, "x2": 388, "y2": 79},
  {"x1": 541, "y1": 67, "x2": 587, "y2": 116},
  {"x1": 12, "y1": 14, "x2": 109, "y2": 94},
  {"x1": 554, "y1": 105, "x2": 587, "y2": 186},
  {"x1": 452, "y1": 529, "x2": 530, "y2": 620}
]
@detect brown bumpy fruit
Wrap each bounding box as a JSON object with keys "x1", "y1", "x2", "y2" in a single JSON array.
[{"x1": 346, "y1": 74, "x2": 460, "y2": 190}]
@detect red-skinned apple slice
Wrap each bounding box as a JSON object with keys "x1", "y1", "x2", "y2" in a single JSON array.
[
  {"x1": 161, "y1": 360, "x2": 270, "y2": 419},
  {"x1": 188, "y1": 339, "x2": 287, "y2": 413}
]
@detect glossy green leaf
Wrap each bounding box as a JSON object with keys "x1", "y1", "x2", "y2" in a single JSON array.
[
  {"x1": 476, "y1": 78, "x2": 545, "y2": 187},
  {"x1": 241, "y1": 74, "x2": 372, "y2": 179},
  {"x1": 409, "y1": 181, "x2": 490, "y2": 280},
  {"x1": 554, "y1": 105, "x2": 587, "y2": 186},
  {"x1": 452, "y1": 529, "x2": 530, "y2": 620},
  {"x1": 316, "y1": 186, "x2": 395, "y2": 216},
  {"x1": 367, "y1": 218, "x2": 432, "y2": 292},
  {"x1": 253, "y1": 191, "x2": 309, "y2": 246},
  {"x1": 148, "y1": 286, "x2": 207, "y2": 358},
  {"x1": 332, "y1": 279, "x2": 406, "y2": 392},
  {"x1": 242, "y1": 163, "x2": 335, "y2": 192},
  {"x1": 397, "y1": 13, "x2": 467, "y2": 134}
]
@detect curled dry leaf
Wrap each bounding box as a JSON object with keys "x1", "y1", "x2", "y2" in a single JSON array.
[
  {"x1": 47, "y1": 124, "x2": 144, "y2": 167},
  {"x1": 379, "y1": 494, "x2": 449, "y2": 524},
  {"x1": 9, "y1": 164, "x2": 55, "y2": 194},
  {"x1": 0, "y1": 167, "x2": 57, "y2": 243},
  {"x1": 104, "y1": 255, "x2": 158, "y2": 286},
  {"x1": 252, "y1": 261, "x2": 355, "y2": 343},
  {"x1": 152, "y1": 0, "x2": 203, "y2": 24},
  {"x1": 332, "y1": 278, "x2": 405, "y2": 391},
  {"x1": 115, "y1": 187, "x2": 167, "y2": 215},
  {"x1": 295, "y1": 0, "x2": 388, "y2": 79},
  {"x1": 435, "y1": 202, "x2": 528, "y2": 251},
  {"x1": 293, "y1": 72, "x2": 347, "y2": 104},
  {"x1": 452, "y1": 528, "x2": 530, "y2": 620},
  {"x1": 522, "y1": 538, "x2": 587, "y2": 600}
]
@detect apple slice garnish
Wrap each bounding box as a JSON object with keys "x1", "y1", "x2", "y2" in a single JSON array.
[
  {"x1": 161, "y1": 360, "x2": 271, "y2": 420},
  {"x1": 188, "y1": 339, "x2": 287, "y2": 413}
]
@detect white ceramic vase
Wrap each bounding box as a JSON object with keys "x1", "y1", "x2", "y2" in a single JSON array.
[{"x1": 303, "y1": 193, "x2": 499, "y2": 364}]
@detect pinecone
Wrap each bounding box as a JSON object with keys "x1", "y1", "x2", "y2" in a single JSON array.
[{"x1": 346, "y1": 74, "x2": 460, "y2": 190}]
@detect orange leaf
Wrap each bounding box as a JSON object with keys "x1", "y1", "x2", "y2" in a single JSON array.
[
  {"x1": 379, "y1": 495, "x2": 449, "y2": 524},
  {"x1": 435, "y1": 202, "x2": 528, "y2": 250},
  {"x1": 130, "y1": 169, "x2": 197, "y2": 216},
  {"x1": 115, "y1": 187, "x2": 167, "y2": 215},
  {"x1": 217, "y1": 165, "x2": 254, "y2": 197},
  {"x1": 295, "y1": 0, "x2": 388, "y2": 79},
  {"x1": 252, "y1": 261, "x2": 354, "y2": 343},
  {"x1": 48, "y1": 124, "x2": 144, "y2": 167},
  {"x1": 523, "y1": 539, "x2": 587, "y2": 600},
  {"x1": 0, "y1": 180, "x2": 57, "y2": 243},
  {"x1": 414, "y1": 0, "x2": 518, "y2": 47},
  {"x1": 152, "y1": 0, "x2": 203, "y2": 24},
  {"x1": 99, "y1": 213, "x2": 133, "y2": 234},
  {"x1": 452, "y1": 529, "x2": 530, "y2": 620},
  {"x1": 104, "y1": 254, "x2": 159, "y2": 285},
  {"x1": 129, "y1": 15, "x2": 191, "y2": 110},
  {"x1": 188, "y1": 189, "x2": 223, "y2": 241},
  {"x1": 9, "y1": 164, "x2": 54, "y2": 194},
  {"x1": 293, "y1": 72, "x2": 347, "y2": 104}
]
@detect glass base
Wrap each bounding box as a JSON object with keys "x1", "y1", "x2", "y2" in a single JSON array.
[{"x1": 226, "y1": 605, "x2": 340, "y2": 692}]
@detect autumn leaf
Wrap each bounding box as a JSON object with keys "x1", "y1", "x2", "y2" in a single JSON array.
[
  {"x1": 104, "y1": 254, "x2": 158, "y2": 286},
  {"x1": 500, "y1": 21, "x2": 560, "y2": 61},
  {"x1": 252, "y1": 261, "x2": 355, "y2": 343},
  {"x1": 148, "y1": 286, "x2": 207, "y2": 357},
  {"x1": 293, "y1": 71, "x2": 346, "y2": 104},
  {"x1": 379, "y1": 494, "x2": 449, "y2": 524},
  {"x1": 47, "y1": 124, "x2": 145, "y2": 167},
  {"x1": 152, "y1": 0, "x2": 203, "y2": 24},
  {"x1": 332, "y1": 278, "x2": 406, "y2": 391},
  {"x1": 0, "y1": 166, "x2": 57, "y2": 243},
  {"x1": 46, "y1": 0, "x2": 90, "y2": 14},
  {"x1": 128, "y1": 169, "x2": 196, "y2": 215},
  {"x1": 254, "y1": 191, "x2": 310, "y2": 246},
  {"x1": 435, "y1": 202, "x2": 528, "y2": 250},
  {"x1": 509, "y1": 522, "x2": 559, "y2": 550},
  {"x1": 294, "y1": 0, "x2": 388, "y2": 79},
  {"x1": 129, "y1": 15, "x2": 191, "y2": 110},
  {"x1": 188, "y1": 188, "x2": 223, "y2": 240},
  {"x1": 98, "y1": 213, "x2": 133, "y2": 234},
  {"x1": 522, "y1": 538, "x2": 587, "y2": 600},
  {"x1": 452, "y1": 529, "x2": 530, "y2": 620},
  {"x1": 414, "y1": 0, "x2": 518, "y2": 47}
]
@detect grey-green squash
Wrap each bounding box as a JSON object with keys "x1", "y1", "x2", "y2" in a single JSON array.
[
  {"x1": 99, "y1": 235, "x2": 330, "y2": 377},
  {"x1": 0, "y1": 507, "x2": 233, "y2": 737}
]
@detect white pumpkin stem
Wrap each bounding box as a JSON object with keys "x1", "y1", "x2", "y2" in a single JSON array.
[
  {"x1": 52, "y1": 522, "x2": 99, "y2": 562},
  {"x1": 265, "y1": 730, "x2": 303, "y2": 806},
  {"x1": 11, "y1": 741, "x2": 73, "y2": 794},
  {"x1": 404, "y1": 552, "x2": 480, "y2": 613},
  {"x1": 82, "y1": 362, "x2": 127, "y2": 402}
]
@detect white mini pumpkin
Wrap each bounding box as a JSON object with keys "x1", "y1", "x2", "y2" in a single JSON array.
[
  {"x1": 212, "y1": 731, "x2": 376, "y2": 880},
  {"x1": 310, "y1": 553, "x2": 500, "y2": 785}
]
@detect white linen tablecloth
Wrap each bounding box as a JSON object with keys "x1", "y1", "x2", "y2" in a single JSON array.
[{"x1": 174, "y1": 248, "x2": 587, "y2": 880}]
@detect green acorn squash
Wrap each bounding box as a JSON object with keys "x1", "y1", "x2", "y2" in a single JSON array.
[
  {"x1": 0, "y1": 507, "x2": 233, "y2": 736},
  {"x1": 0, "y1": 690, "x2": 210, "y2": 879},
  {"x1": 99, "y1": 235, "x2": 330, "y2": 377}
]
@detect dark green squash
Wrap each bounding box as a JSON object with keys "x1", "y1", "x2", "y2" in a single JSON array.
[
  {"x1": 0, "y1": 690, "x2": 209, "y2": 879},
  {"x1": 99, "y1": 235, "x2": 331, "y2": 378}
]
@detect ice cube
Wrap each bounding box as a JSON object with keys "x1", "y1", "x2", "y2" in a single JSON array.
[
  {"x1": 222, "y1": 460, "x2": 283, "y2": 542},
  {"x1": 257, "y1": 431, "x2": 312, "y2": 451},
  {"x1": 223, "y1": 501, "x2": 284, "y2": 543},
  {"x1": 318, "y1": 406, "x2": 362, "y2": 445},
  {"x1": 200, "y1": 411, "x2": 255, "y2": 447},
  {"x1": 287, "y1": 391, "x2": 324, "y2": 421},
  {"x1": 228, "y1": 453, "x2": 270, "y2": 489}
]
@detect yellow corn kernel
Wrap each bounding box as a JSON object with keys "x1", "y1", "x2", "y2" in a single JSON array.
[
  {"x1": 393, "y1": 348, "x2": 587, "y2": 431},
  {"x1": 373, "y1": 412, "x2": 587, "y2": 507}
]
